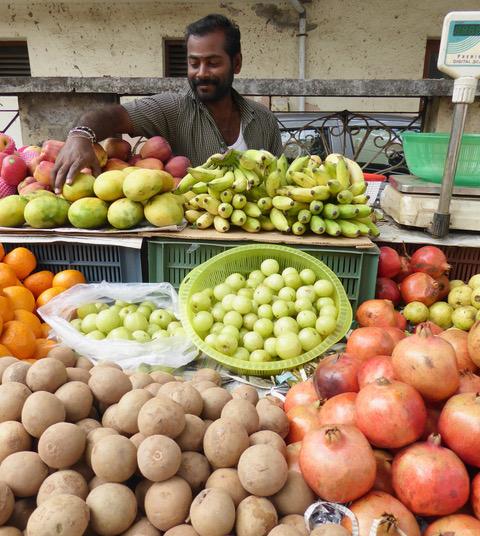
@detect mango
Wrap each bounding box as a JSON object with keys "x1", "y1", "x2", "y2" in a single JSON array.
[
  {"x1": 93, "y1": 170, "x2": 126, "y2": 201},
  {"x1": 22, "y1": 190, "x2": 56, "y2": 201},
  {"x1": 0, "y1": 195, "x2": 28, "y2": 227},
  {"x1": 123, "y1": 169, "x2": 171, "y2": 202},
  {"x1": 107, "y1": 198, "x2": 144, "y2": 229},
  {"x1": 24, "y1": 196, "x2": 70, "y2": 228},
  {"x1": 68, "y1": 197, "x2": 108, "y2": 229},
  {"x1": 144, "y1": 192, "x2": 184, "y2": 228},
  {"x1": 62, "y1": 173, "x2": 95, "y2": 202}
]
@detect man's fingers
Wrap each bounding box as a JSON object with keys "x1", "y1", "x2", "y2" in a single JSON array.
[
  {"x1": 66, "y1": 160, "x2": 83, "y2": 185},
  {"x1": 54, "y1": 164, "x2": 69, "y2": 194},
  {"x1": 91, "y1": 159, "x2": 102, "y2": 177}
]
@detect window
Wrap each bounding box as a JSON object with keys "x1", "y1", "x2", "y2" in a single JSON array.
[
  {"x1": 0, "y1": 41, "x2": 31, "y2": 76},
  {"x1": 164, "y1": 39, "x2": 187, "y2": 77},
  {"x1": 423, "y1": 39, "x2": 445, "y2": 79}
]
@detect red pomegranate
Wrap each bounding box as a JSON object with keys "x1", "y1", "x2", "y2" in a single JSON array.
[
  {"x1": 384, "y1": 326, "x2": 407, "y2": 345},
  {"x1": 471, "y1": 472, "x2": 480, "y2": 519},
  {"x1": 357, "y1": 356, "x2": 396, "y2": 389},
  {"x1": 345, "y1": 327, "x2": 395, "y2": 362},
  {"x1": 375, "y1": 278, "x2": 401, "y2": 306},
  {"x1": 372, "y1": 449, "x2": 394, "y2": 495},
  {"x1": 355, "y1": 377, "x2": 427, "y2": 448},
  {"x1": 355, "y1": 299, "x2": 397, "y2": 328},
  {"x1": 439, "y1": 328, "x2": 478, "y2": 372},
  {"x1": 393, "y1": 311, "x2": 407, "y2": 331},
  {"x1": 313, "y1": 353, "x2": 361, "y2": 399},
  {"x1": 392, "y1": 433, "x2": 470, "y2": 516},
  {"x1": 410, "y1": 245, "x2": 450, "y2": 279},
  {"x1": 421, "y1": 406, "x2": 441, "y2": 441},
  {"x1": 400, "y1": 272, "x2": 440, "y2": 306},
  {"x1": 284, "y1": 380, "x2": 318, "y2": 413},
  {"x1": 318, "y1": 392, "x2": 357, "y2": 427},
  {"x1": 436, "y1": 274, "x2": 450, "y2": 300},
  {"x1": 378, "y1": 247, "x2": 401, "y2": 279},
  {"x1": 424, "y1": 514, "x2": 480, "y2": 536},
  {"x1": 414, "y1": 320, "x2": 444, "y2": 335},
  {"x1": 394, "y1": 255, "x2": 413, "y2": 283},
  {"x1": 457, "y1": 369, "x2": 480, "y2": 393},
  {"x1": 300, "y1": 425, "x2": 376, "y2": 503},
  {"x1": 438, "y1": 392, "x2": 480, "y2": 467},
  {"x1": 286, "y1": 403, "x2": 322, "y2": 443}
]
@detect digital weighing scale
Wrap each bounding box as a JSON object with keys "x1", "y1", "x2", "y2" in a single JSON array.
[{"x1": 381, "y1": 11, "x2": 480, "y2": 236}]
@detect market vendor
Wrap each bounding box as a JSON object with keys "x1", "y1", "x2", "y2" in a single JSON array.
[{"x1": 53, "y1": 13, "x2": 283, "y2": 193}]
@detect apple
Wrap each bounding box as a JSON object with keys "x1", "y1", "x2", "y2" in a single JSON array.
[
  {"x1": 104, "y1": 138, "x2": 131, "y2": 161},
  {"x1": 0, "y1": 134, "x2": 15, "y2": 155},
  {"x1": 0, "y1": 178, "x2": 17, "y2": 198},
  {"x1": 164, "y1": 156, "x2": 190, "y2": 178},
  {"x1": 40, "y1": 140, "x2": 64, "y2": 162},
  {"x1": 33, "y1": 160, "x2": 55, "y2": 187},
  {"x1": 140, "y1": 136, "x2": 172, "y2": 163},
  {"x1": 1, "y1": 154, "x2": 27, "y2": 186},
  {"x1": 0, "y1": 152, "x2": 9, "y2": 168},
  {"x1": 135, "y1": 157, "x2": 164, "y2": 171},
  {"x1": 128, "y1": 155, "x2": 142, "y2": 166},
  {"x1": 17, "y1": 180, "x2": 48, "y2": 195},
  {"x1": 93, "y1": 143, "x2": 108, "y2": 167},
  {"x1": 104, "y1": 158, "x2": 129, "y2": 171},
  {"x1": 19, "y1": 147, "x2": 42, "y2": 173}
]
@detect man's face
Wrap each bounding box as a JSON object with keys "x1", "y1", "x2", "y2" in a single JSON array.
[{"x1": 187, "y1": 29, "x2": 241, "y2": 103}]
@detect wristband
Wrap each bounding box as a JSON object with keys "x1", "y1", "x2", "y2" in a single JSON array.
[{"x1": 68, "y1": 126, "x2": 97, "y2": 144}]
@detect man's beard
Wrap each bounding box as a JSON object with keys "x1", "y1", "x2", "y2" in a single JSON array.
[{"x1": 189, "y1": 69, "x2": 234, "y2": 103}]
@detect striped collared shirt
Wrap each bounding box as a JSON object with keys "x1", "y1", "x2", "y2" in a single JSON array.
[{"x1": 123, "y1": 89, "x2": 283, "y2": 167}]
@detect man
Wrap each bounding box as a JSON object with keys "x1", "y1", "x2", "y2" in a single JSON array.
[{"x1": 53, "y1": 14, "x2": 283, "y2": 193}]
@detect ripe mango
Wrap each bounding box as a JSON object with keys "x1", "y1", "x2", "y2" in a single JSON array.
[
  {"x1": 144, "y1": 192, "x2": 184, "y2": 227},
  {"x1": 24, "y1": 196, "x2": 69, "y2": 228},
  {"x1": 123, "y1": 169, "x2": 171, "y2": 202},
  {"x1": 0, "y1": 195, "x2": 28, "y2": 227},
  {"x1": 107, "y1": 198, "x2": 144, "y2": 229},
  {"x1": 93, "y1": 170, "x2": 126, "y2": 201},
  {"x1": 62, "y1": 173, "x2": 95, "y2": 202},
  {"x1": 68, "y1": 197, "x2": 108, "y2": 229}
]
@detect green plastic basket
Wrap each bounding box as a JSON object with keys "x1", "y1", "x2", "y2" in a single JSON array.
[
  {"x1": 402, "y1": 131, "x2": 480, "y2": 186},
  {"x1": 178, "y1": 244, "x2": 352, "y2": 376}
]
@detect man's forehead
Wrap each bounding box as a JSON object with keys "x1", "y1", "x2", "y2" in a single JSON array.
[{"x1": 187, "y1": 31, "x2": 227, "y2": 54}]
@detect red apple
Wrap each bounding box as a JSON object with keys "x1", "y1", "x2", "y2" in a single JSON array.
[
  {"x1": 104, "y1": 158, "x2": 129, "y2": 171},
  {"x1": 0, "y1": 134, "x2": 16, "y2": 155},
  {"x1": 129, "y1": 154, "x2": 142, "y2": 166},
  {"x1": 40, "y1": 140, "x2": 64, "y2": 162},
  {"x1": 140, "y1": 136, "x2": 172, "y2": 163},
  {"x1": 135, "y1": 158, "x2": 164, "y2": 170},
  {"x1": 104, "y1": 138, "x2": 131, "y2": 161},
  {"x1": 33, "y1": 160, "x2": 54, "y2": 187},
  {"x1": 92, "y1": 143, "x2": 108, "y2": 167},
  {"x1": 0, "y1": 178, "x2": 17, "y2": 198},
  {"x1": 1, "y1": 154, "x2": 28, "y2": 186},
  {"x1": 18, "y1": 176, "x2": 36, "y2": 190},
  {"x1": 0, "y1": 152, "x2": 9, "y2": 168},
  {"x1": 18, "y1": 181, "x2": 48, "y2": 196},
  {"x1": 165, "y1": 156, "x2": 191, "y2": 178},
  {"x1": 20, "y1": 148, "x2": 42, "y2": 170}
]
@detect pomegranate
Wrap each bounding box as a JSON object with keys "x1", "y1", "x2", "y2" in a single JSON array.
[
  {"x1": 342, "y1": 491, "x2": 421, "y2": 536},
  {"x1": 413, "y1": 320, "x2": 444, "y2": 335},
  {"x1": 383, "y1": 326, "x2": 406, "y2": 345},
  {"x1": 471, "y1": 472, "x2": 480, "y2": 519},
  {"x1": 400, "y1": 272, "x2": 440, "y2": 306},
  {"x1": 438, "y1": 392, "x2": 480, "y2": 467},
  {"x1": 357, "y1": 356, "x2": 396, "y2": 389},
  {"x1": 286, "y1": 402, "x2": 322, "y2": 443},
  {"x1": 378, "y1": 247, "x2": 401, "y2": 278},
  {"x1": 467, "y1": 320, "x2": 480, "y2": 367},
  {"x1": 424, "y1": 514, "x2": 480, "y2": 536},
  {"x1": 372, "y1": 449, "x2": 394, "y2": 495},
  {"x1": 391, "y1": 326, "x2": 459, "y2": 401},
  {"x1": 318, "y1": 392, "x2": 357, "y2": 427},
  {"x1": 394, "y1": 256, "x2": 413, "y2": 283},
  {"x1": 421, "y1": 406, "x2": 441, "y2": 440},
  {"x1": 393, "y1": 311, "x2": 407, "y2": 331},
  {"x1": 286, "y1": 442, "x2": 301, "y2": 472},
  {"x1": 436, "y1": 274, "x2": 450, "y2": 300},
  {"x1": 355, "y1": 378, "x2": 426, "y2": 448},
  {"x1": 284, "y1": 380, "x2": 318, "y2": 413},
  {"x1": 355, "y1": 299, "x2": 397, "y2": 328},
  {"x1": 346, "y1": 327, "x2": 395, "y2": 362},
  {"x1": 392, "y1": 433, "x2": 470, "y2": 516},
  {"x1": 439, "y1": 328, "x2": 477, "y2": 372},
  {"x1": 457, "y1": 369, "x2": 480, "y2": 393},
  {"x1": 300, "y1": 425, "x2": 376, "y2": 503},
  {"x1": 375, "y1": 278, "x2": 401, "y2": 306},
  {"x1": 410, "y1": 245, "x2": 450, "y2": 279},
  {"x1": 313, "y1": 353, "x2": 361, "y2": 399}
]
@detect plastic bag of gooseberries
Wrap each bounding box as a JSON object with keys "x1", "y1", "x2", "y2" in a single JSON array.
[
  {"x1": 37, "y1": 282, "x2": 198, "y2": 369},
  {"x1": 304, "y1": 501, "x2": 359, "y2": 535}
]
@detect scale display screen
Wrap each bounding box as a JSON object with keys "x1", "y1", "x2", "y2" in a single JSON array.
[{"x1": 453, "y1": 23, "x2": 480, "y2": 37}]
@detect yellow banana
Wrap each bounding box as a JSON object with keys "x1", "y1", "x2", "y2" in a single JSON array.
[
  {"x1": 265, "y1": 169, "x2": 281, "y2": 197},
  {"x1": 195, "y1": 212, "x2": 214, "y2": 229},
  {"x1": 230, "y1": 209, "x2": 247, "y2": 226},
  {"x1": 272, "y1": 196, "x2": 295, "y2": 211},
  {"x1": 311, "y1": 185, "x2": 331, "y2": 201},
  {"x1": 242, "y1": 217, "x2": 261, "y2": 233},
  {"x1": 312, "y1": 165, "x2": 331, "y2": 186},
  {"x1": 204, "y1": 197, "x2": 221, "y2": 216},
  {"x1": 289, "y1": 171, "x2": 317, "y2": 188},
  {"x1": 232, "y1": 168, "x2": 248, "y2": 192},
  {"x1": 218, "y1": 202, "x2": 233, "y2": 218},
  {"x1": 270, "y1": 208, "x2": 290, "y2": 232},
  {"x1": 335, "y1": 156, "x2": 351, "y2": 190},
  {"x1": 208, "y1": 170, "x2": 235, "y2": 192},
  {"x1": 259, "y1": 215, "x2": 275, "y2": 231},
  {"x1": 185, "y1": 209, "x2": 203, "y2": 224},
  {"x1": 344, "y1": 157, "x2": 365, "y2": 183},
  {"x1": 192, "y1": 182, "x2": 208, "y2": 194},
  {"x1": 188, "y1": 166, "x2": 227, "y2": 181},
  {"x1": 349, "y1": 181, "x2": 367, "y2": 196},
  {"x1": 214, "y1": 216, "x2": 230, "y2": 233}
]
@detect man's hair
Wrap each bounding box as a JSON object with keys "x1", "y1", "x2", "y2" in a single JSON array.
[{"x1": 185, "y1": 14, "x2": 241, "y2": 59}]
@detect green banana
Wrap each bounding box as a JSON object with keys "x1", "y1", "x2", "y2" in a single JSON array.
[
  {"x1": 272, "y1": 196, "x2": 295, "y2": 211},
  {"x1": 187, "y1": 197, "x2": 200, "y2": 209},
  {"x1": 287, "y1": 155, "x2": 310, "y2": 176},
  {"x1": 292, "y1": 221, "x2": 306, "y2": 236},
  {"x1": 193, "y1": 194, "x2": 210, "y2": 209},
  {"x1": 240, "y1": 149, "x2": 274, "y2": 171},
  {"x1": 337, "y1": 190, "x2": 354, "y2": 204},
  {"x1": 242, "y1": 217, "x2": 261, "y2": 233},
  {"x1": 338, "y1": 204, "x2": 360, "y2": 219},
  {"x1": 351, "y1": 219, "x2": 371, "y2": 236},
  {"x1": 276, "y1": 154, "x2": 289, "y2": 184},
  {"x1": 214, "y1": 215, "x2": 230, "y2": 233},
  {"x1": 365, "y1": 219, "x2": 380, "y2": 237},
  {"x1": 175, "y1": 173, "x2": 197, "y2": 194},
  {"x1": 208, "y1": 170, "x2": 235, "y2": 192},
  {"x1": 183, "y1": 191, "x2": 196, "y2": 202},
  {"x1": 311, "y1": 185, "x2": 331, "y2": 201},
  {"x1": 192, "y1": 182, "x2": 208, "y2": 194},
  {"x1": 327, "y1": 180, "x2": 342, "y2": 196},
  {"x1": 244, "y1": 202, "x2": 262, "y2": 218},
  {"x1": 232, "y1": 168, "x2": 248, "y2": 192},
  {"x1": 335, "y1": 156, "x2": 351, "y2": 190},
  {"x1": 257, "y1": 197, "x2": 273, "y2": 212},
  {"x1": 259, "y1": 215, "x2": 275, "y2": 231},
  {"x1": 185, "y1": 209, "x2": 203, "y2": 224},
  {"x1": 349, "y1": 181, "x2": 367, "y2": 196},
  {"x1": 287, "y1": 202, "x2": 309, "y2": 217},
  {"x1": 356, "y1": 204, "x2": 373, "y2": 218},
  {"x1": 310, "y1": 215, "x2": 326, "y2": 235},
  {"x1": 312, "y1": 166, "x2": 331, "y2": 186},
  {"x1": 324, "y1": 161, "x2": 337, "y2": 179},
  {"x1": 298, "y1": 209, "x2": 312, "y2": 224},
  {"x1": 324, "y1": 219, "x2": 341, "y2": 237},
  {"x1": 353, "y1": 194, "x2": 370, "y2": 205},
  {"x1": 278, "y1": 187, "x2": 315, "y2": 203},
  {"x1": 206, "y1": 149, "x2": 240, "y2": 168},
  {"x1": 270, "y1": 208, "x2": 290, "y2": 232},
  {"x1": 220, "y1": 189, "x2": 233, "y2": 203},
  {"x1": 195, "y1": 212, "x2": 214, "y2": 229},
  {"x1": 232, "y1": 194, "x2": 247, "y2": 209},
  {"x1": 207, "y1": 187, "x2": 221, "y2": 200},
  {"x1": 230, "y1": 209, "x2": 247, "y2": 226},
  {"x1": 188, "y1": 166, "x2": 226, "y2": 181},
  {"x1": 322, "y1": 203, "x2": 340, "y2": 220},
  {"x1": 204, "y1": 197, "x2": 221, "y2": 216},
  {"x1": 337, "y1": 219, "x2": 361, "y2": 238},
  {"x1": 289, "y1": 171, "x2": 316, "y2": 188},
  {"x1": 310, "y1": 200, "x2": 324, "y2": 215},
  {"x1": 218, "y1": 202, "x2": 233, "y2": 219},
  {"x1": 265, "y1": 169, "x2": 281, "y2": 197}
]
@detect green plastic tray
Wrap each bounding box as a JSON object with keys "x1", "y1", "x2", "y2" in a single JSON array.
[{"x1": 178, "y1": 244, "x2": 352, "y2": 376}]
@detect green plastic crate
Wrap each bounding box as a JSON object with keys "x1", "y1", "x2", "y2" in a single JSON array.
[{"x1": 148, "y1": 239, "x2": 379, "y2": 312}]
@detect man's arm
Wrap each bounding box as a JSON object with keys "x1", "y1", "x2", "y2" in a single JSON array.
[
  {"x1": 53, "y1": 104, "x2": 134, "y2": 193},
  {"x1": 268, "y1": 113, "x2": 284, "y2": 157}
]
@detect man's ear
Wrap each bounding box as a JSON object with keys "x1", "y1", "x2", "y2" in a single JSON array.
[{"x1": 233, "y1": 53, "x2": 242, "y2": 75}]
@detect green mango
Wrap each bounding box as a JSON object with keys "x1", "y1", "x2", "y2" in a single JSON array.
[
  {"x1": 0, "y1": 195, "x2": 28, "y2": 227},
  {"x1": 107, "y1": 198, "x2": 144, "y2": 229},
  {"x1": 68, "y1": 197, "x2": 108, "y2": 229},
  {"x1": 24, "y1": 196, "x2": 69, "y2": 228}
]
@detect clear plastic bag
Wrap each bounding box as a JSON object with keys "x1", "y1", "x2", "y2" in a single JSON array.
[
  {"x1": 305, "y1": 501, "x2": 359, "y2": 535},
  {"x1": 37, "y1": 282, "x2": 198, "y2": 370}
]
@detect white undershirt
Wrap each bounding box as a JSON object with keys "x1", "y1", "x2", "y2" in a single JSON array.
[{"x1": 228, "y1": 122, "x2": 248, "y2": 151}]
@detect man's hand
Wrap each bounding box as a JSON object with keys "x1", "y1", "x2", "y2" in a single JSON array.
[{"x1": 52, "y1": 137, "x2": 102, "y2": 194}]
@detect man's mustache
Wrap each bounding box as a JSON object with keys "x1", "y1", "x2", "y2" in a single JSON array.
[{"x1": 192, "y1": 78, "x2": 219, "y2": 86}]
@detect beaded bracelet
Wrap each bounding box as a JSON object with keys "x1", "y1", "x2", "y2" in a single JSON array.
[{"x1": 68, "y1": 126, "x2": 97, "y2": 144}]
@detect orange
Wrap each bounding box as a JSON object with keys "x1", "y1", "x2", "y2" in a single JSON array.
[
  {"x1": 40, "y1": 323, "x2": 51, "y2": 338},
  {"x1": 23, "y1": 270, "x2": 54, "y2": 299},
  {"x1": 0, "y1": 244, "x2": 4, "y2": 261},
  {"x1": 3, "y1": 247, "x2": 37, "y2": 280},
  {"x1": 0, "y1": 343, "x2": 11, "y2": 357},
  {"x1": 13, "y1": 310, "x2": 42, "y2": 338},
  {"x1": 36, "y1": 286, "x2": 65, "y2": 308},
  {"x1": 52, "y1": 269, "x2": 86, "y2": 290},
  {"x1": 0, "y1": 264, "x2": 19, "y2": 290},
  {"x1": 0, "y1": 320, "x2": 36, "y2": 359},
  {"x1": 0, "y1": 295, "x2": 14, "y2": 322},
  {"x1": 0, "y1": 315, "x2": 3, "y2": 336},
  {"x1": 33, "y1": 338, "x2": 55, "y2": 359},
  {"x1": 2, "y1": 286, "x2": 35, "y2": 313}
]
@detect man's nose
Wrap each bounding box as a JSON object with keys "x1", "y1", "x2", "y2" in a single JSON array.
[{"x1": 197, "y1": 62, "x2": 209, "y2": 78}]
